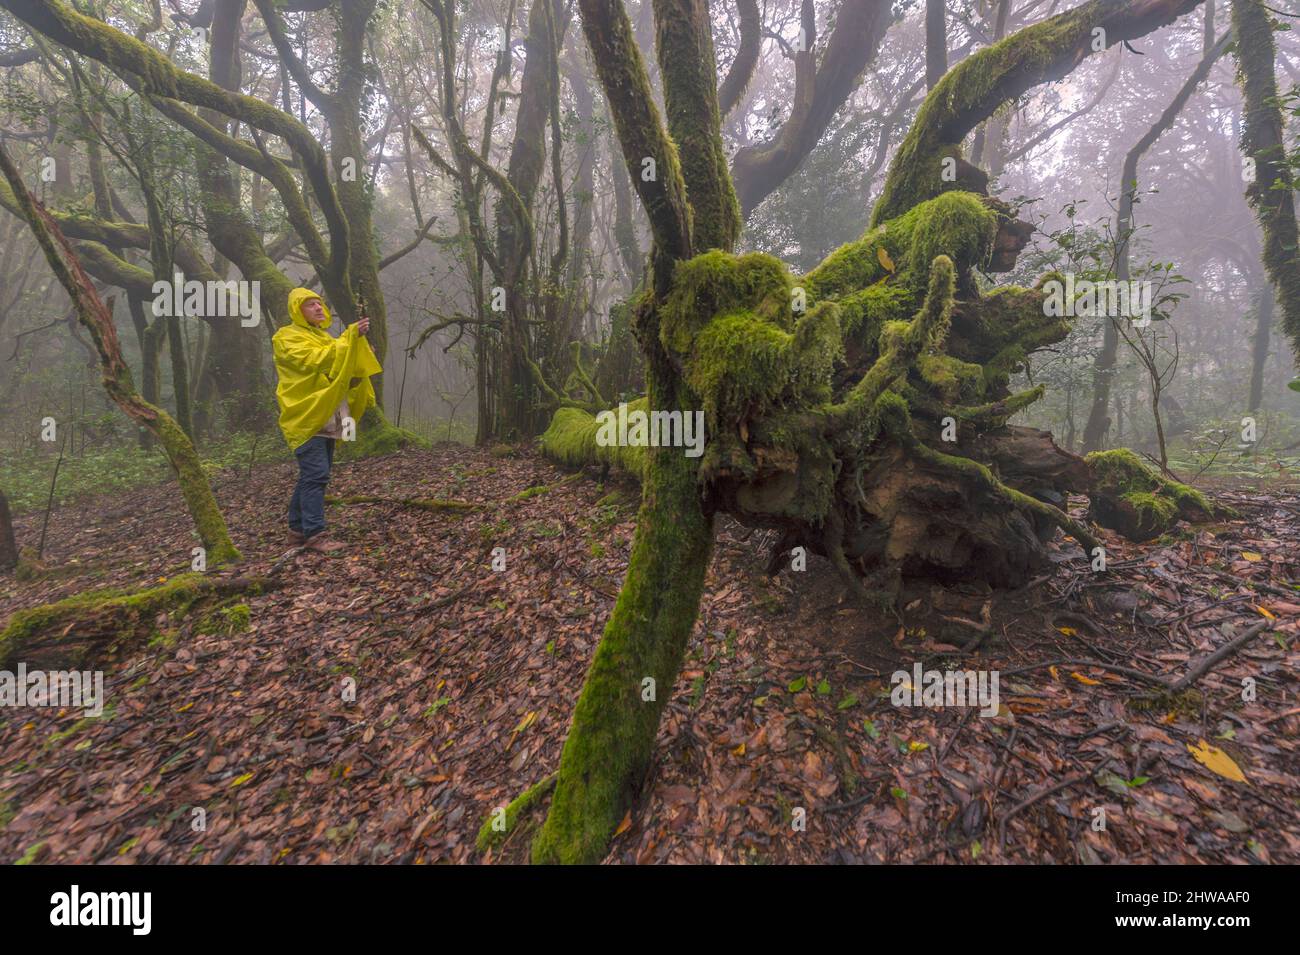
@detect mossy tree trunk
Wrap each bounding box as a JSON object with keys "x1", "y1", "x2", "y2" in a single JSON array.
[
  {"x1": 533, "y1": 361, "x2": 714, "y2": 864},
  {"x1": 1232, "y1": 0, "x2": 1300, "y2": 364},
  {"x1": 0, "y1": 143, "x2": 240, "y2": 567},
  {"x1": 533, "y1": 0, "x2": 727, "y2": 865}
]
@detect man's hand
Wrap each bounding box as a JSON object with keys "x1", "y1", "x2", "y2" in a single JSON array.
[{"x1": 354, "y1": 316, "x2": 370, "y2": 335}]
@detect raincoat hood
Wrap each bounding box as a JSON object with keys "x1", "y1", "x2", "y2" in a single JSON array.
[{"x1": 272, "y1": 288, "x2": 382, "y2": 451}]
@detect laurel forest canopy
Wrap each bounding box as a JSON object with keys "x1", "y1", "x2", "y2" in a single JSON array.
[{"x1": 0, "y1": 0, "x2": 1297, "y2": 865}]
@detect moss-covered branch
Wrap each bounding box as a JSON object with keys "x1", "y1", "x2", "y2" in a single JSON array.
[
  {"x1": 651, "y1": 0, "x2": 741, "y2": 251},
  {"x1": 873, "y1": 0, "x2": 1206, "y2": 224},
  {"x1": 2, "y1": 0, "x2": 352, "y2": 297}
]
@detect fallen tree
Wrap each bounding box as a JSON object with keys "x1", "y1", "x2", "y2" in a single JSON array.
[{"x1": 0, "y1": 573, "x2": 272, "y2": 670}]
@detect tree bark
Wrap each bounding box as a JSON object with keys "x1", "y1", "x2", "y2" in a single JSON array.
[
  {"x1": 0, "y1": 487, "x2": 17, "y2": 573},
  {"x1": 1248, "y1": 281, "x2": 1274, "y2": 411},
  {"x1": 926, "y1": 0, "x2": 947, "y2": 90},
  {"x1": 1232, "y1": 0, "x2": 1300, "y2": 362},
  {"x1": 729, "y1": 0, "x2": 894, "y2": 216}
]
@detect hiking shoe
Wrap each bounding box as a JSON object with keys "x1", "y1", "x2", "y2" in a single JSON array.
[
  {"x1": 304, "y1": 534, "x2": 345, "y2": 554},
  {"x1": 288, "y1": 529, "x2": 306, "y2": 545}
]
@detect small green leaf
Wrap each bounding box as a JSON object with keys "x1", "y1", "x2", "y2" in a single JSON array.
[
  {"x1": 890, "y1": 787, "x2": 908, "y2": 800},
  {"x1": 816, "y1": 678, "x2": 831, "y2": 696},
  {"x1": 423, "y1": 697, "x2": 451, "y2": 718},
  {"x1": 787, "y1": 676, "x2": 807, "y2": 693},
  {"x1": 862, "y1": 719, "x2": 880, "y2": 740},
  {"x1": 837, "y1": 693, "x2": 859, "y2": 711}
]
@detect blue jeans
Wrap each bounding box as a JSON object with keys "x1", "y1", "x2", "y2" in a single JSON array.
[{"x1": 289, "y1": 437, "x2": 335, "y2": 537}]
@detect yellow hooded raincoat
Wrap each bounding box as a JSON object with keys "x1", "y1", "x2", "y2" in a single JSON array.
[{"x1": 272, "y1": 288, "x2": 383, "y2": 451}]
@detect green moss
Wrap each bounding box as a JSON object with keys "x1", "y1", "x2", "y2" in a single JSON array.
[
  {"x1": 659, "y1": 251, "x2": 793, "y2": 352},
  {"x1": 873, "y1": 4, "x2": 1100, "y2": 223},
  {"x1": 918, "y1": 353, "x2": 984, "y2": 403},
  {"x1": 0, "y1": 573, "x2": 263, "y2": 669},
  {"x1": 508, "y1": 484, "x2": 552, "y2": 503},
  {"x1": 539, "y1": 402, "x2": 649, "y2": 477},
  {"x1": 476, "y1": 773, "x2": 557, "y2": 853},
  {"x1": 1085, "y1": 449, "x2": 1230, "y2": 542},
  {"x1": 808, "y1": 192, "x2": 997, "y2": 303},
  {"x1": 196, "y1": 601, "x2": 251, "y2": 636},
  {"x1": 13, "y1": 841, "x2": 44, "y2": 865},
  {"x1": 336, "y1": 407, "x2": 426, "y2": 462}
]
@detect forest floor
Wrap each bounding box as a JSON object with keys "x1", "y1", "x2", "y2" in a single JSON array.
[{"x1": 1, "y1": 444, "x2": 1297, "y2": 864}]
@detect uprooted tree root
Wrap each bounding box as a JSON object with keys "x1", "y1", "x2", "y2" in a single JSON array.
[
  {"x1": 540, "y1": 192, "x2": 1233, "y2": 602},
  {"x1": 0, "y1": 573, "x2": 275, "y2": 670}
]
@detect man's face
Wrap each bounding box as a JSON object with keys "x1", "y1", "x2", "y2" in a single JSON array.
[{"x1": 301, "y1": 297, "x2": 328, "y2": 327}]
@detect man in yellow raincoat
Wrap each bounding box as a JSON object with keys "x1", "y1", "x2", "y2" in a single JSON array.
[{"x1": 273, "y1": 288, "x2": 382, "y2": 551}]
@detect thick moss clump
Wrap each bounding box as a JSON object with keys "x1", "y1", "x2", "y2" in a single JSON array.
[
  {"x1": 660, "y1": 252, "x2": 840, "y2": 478},
  {"x1": 806, "y1": 192, "x2": 998, "y2": 304},
  {"x1": 1085, "y1": 449, "x2": 1228, "y2": 542},
  {"x1": 539, "y1": 399, "x2": 649, "y2": 477},
  {"x1": 337, "y1": 406, "x2": 426, "y2": 462}
]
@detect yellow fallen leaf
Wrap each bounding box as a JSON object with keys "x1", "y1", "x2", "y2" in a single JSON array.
[
  {"x1": 1070, "y1": 671, "x2": 1101, "y2": 686},
  {"x1": 513, "y1": 710, "x2": 537, "y2": 734},
  {"x1": 175, "y1": 702, "x2": 194, "y2": 713},
  {"x1": 230, "y1": 773, "x2": 255, "y2": 787},
  {"x1": 1242, "y1": 552, "x2": 1263, "y2": 562},
  {"x1": 732, "y1": 742, "x2": 746, "y2": 756},
  {"x1": 1256, "y1": 605, "x2": 1275, "y2": 621},
  {"x1": 1056, "y1": 626, "x2": 1077, "y2": 637},
  {"x1": 613, "y1": 810, "x2": 633, "y2": 837},
  {"x1": 877, "y1": 246, "x2": 896, "y2": 273},
  {"x1": 1049, "y1": 665, "x2": 1060, "y2": 681},
  {"x1": 1187, "y1": 739, "x2": 1247, "y2": 783},
  {"x1": 908, "y1": 741, "x2": 930, "y2": 752}
]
